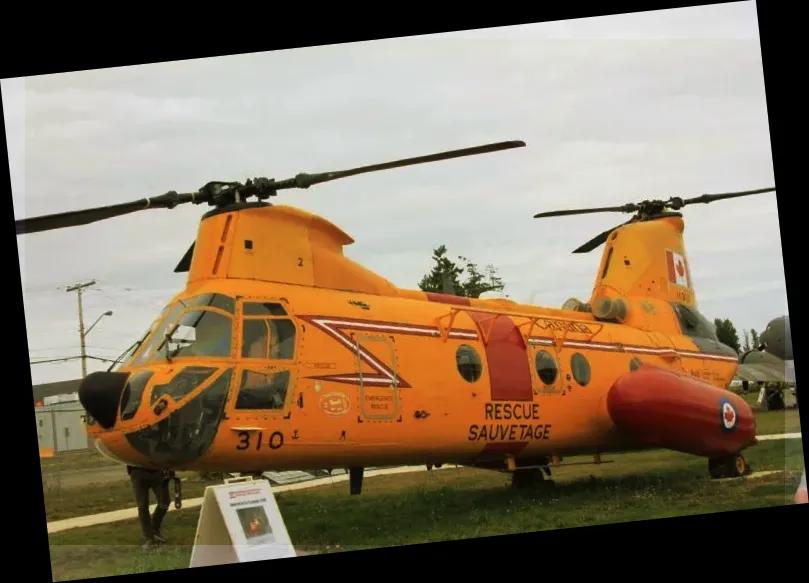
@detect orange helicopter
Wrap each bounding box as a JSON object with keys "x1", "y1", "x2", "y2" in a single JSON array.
[{"x1": 18, "y1": 140, "x2": 777, "y2": 495}]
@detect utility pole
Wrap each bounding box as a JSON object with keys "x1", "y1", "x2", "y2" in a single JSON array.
[{"x1": 66, "y1": 280, "x2": 96, "y2": 378}]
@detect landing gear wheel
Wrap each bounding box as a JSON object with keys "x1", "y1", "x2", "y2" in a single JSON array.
[
  {"x1": 765, "y1": 389, "x2": 785, "y2": 411},
  {"x1": 708, "y1": 453, "x2": 751, "y2": 479},
  {"x1": 511, "y1": 468, "x2": 555, "y2": 489}
]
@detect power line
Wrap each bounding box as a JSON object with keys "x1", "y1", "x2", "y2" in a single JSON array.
[
  {"x1": 30, "y1": 355, "x2": 117, "y2": 365},
  {"x1": 29, "y1": 345, "x2": 130, "y2": 353}
]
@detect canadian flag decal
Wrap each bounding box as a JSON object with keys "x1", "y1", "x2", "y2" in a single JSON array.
[{"x1": 666, "y1": 249, "x2": 689, "y2": 288}]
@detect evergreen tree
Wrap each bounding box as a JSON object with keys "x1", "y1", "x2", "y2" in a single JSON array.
[
  {"x1": 750, "y1": 328, "x2": 760, "y2": 349},
  {"x1": 418, "y1": 245, "x2": 505, "y2": 298},
  {"x1": 714, "y1": 318, "x2": 741, "y2": 353}
]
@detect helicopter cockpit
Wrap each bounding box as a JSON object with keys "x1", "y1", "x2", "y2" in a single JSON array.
[
  {"x1": 80, "y1": 292, "x2": 302, "y2": 469},
  {"x1": 80, "y1": 293, "x2": 237, "y2": 467}
]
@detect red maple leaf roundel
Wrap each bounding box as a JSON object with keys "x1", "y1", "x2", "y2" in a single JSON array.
[{"x1": 724, "y1": 404, "x2": 736, "y2": 425}]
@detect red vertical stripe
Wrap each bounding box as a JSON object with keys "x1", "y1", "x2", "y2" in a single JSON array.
[{"x1": 468, "y1": 311, "x2": 534, "y2": 401}]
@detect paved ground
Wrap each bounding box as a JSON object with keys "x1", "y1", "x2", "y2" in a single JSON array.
[{"x1": 756, "y1": 432, "x2": 802, "y2": 441}]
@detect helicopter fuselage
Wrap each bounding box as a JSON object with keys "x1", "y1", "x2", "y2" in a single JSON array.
[
  {"x1": 77, "y1": 203, "x2": 757, "y2": 475},
  {"x1": 82, "y1": 276, "x2": 753, "y2": 474},
  {"x1": 17, "y1": 140, "x2": 773, "y2": 481}
]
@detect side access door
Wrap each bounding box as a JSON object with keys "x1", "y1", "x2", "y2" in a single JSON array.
[
  {"x1": 353, "y1": 333, "x2": 402, "y2": 423},
  {"x1": 226, "y1": 298, "x2": 302, "y2": 452}
]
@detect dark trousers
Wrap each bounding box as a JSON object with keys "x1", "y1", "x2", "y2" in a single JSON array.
[{"x1": 131, "y1": 471, "x2": 170, "y2": 541}]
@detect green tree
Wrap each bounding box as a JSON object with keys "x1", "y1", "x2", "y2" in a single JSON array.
[
  {"x1": 750, "y1": 328, "x2": 760, "y2": 349},
  {"x1": 742, "y1": 329, "x2": 751, "y2": 352},
  {"x1": 714, "y1": 318, "x2": 741, "y2": 353},
  {"x1": 418, "y1": 245, "x2": 505, "y2": 298}
]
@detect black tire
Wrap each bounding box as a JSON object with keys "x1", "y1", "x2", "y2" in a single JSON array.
[
  {"x1": 709, "y1": 453, "x2": 750, "y2": 479},
  {"x1": 766, "y1": 389, "x2": 785, "y2": 411},
  {"x1": 511, "y1": 468, "x2": 545, "y2": 489},
  {"x1": 708, "y1": 457, "x2": 727, "y2": 479}
]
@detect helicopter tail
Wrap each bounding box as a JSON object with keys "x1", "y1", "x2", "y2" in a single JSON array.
[
  {"x1": 583, "y1": 215, "x2": 737, "y2": 373},
  {"x1": 587, "y1": 215, "x2": 698, "y2": 312},
  {"x1": 533, "y1": 187, "x2": 775, "y2": 318}
]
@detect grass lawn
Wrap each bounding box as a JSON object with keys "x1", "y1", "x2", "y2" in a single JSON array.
[
  {"x1": 753, "y1": 407, "x2": 802, "y2": 435},
  {"x1": 40, "y1": 449, "x2": 120, "y2": 472},
  {"x1": 46, "y1": 434, "x2": 805, "y2": 581},
  {"x1": 43, "y1": 475, "x2": 222, "y2": 522},
  {"x1": 40, "y1": 406, "x2": 802, "y2": 522}
]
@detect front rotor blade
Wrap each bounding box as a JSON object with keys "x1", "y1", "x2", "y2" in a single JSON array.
[
  {"x1": 274, "y1": 140, "x2": 527, "y2": 190},
  {"x1": 15, "y1": 200, "x2": 152, "y2": 235},
  {"x1": 15, "y1": 191, "x2": 198, "y2": 235}
]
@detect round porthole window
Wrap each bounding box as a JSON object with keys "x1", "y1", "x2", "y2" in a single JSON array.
[
  {"x1": 571, "y1": 353, "x2": 591, "y2": 386},
  {"x1": 630, "y1": 357, "x2": 643, "y2": 372},
  {"x1": 535, "y1": 350, "x2": 558, "y2": 385},
  {"x1": 456, "y1": 345, "x2": 483, "y2": 383}
]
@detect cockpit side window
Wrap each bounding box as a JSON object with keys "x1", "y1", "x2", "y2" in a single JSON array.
[
  {"x1": 234, "y1": 300, "x2": 297, "y2": 412},
  {"x1": 235, "y1": 369, "x2": 290, "y2": 410},
  {"x1": 240, "y1": 302, "x2": 296, "y2": 360}
]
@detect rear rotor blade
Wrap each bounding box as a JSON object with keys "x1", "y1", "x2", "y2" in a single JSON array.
[
  {"x1": 274, "y1": 140, "x2": 527, "y2": 190},
  {"x1": 533, "y1": 203, "x2": 637, "y2": 219},
  {"x1": 572, "y1": 219, "x2": 635, "y2": 254},
  {"x1": 535, "y1": 186, "x2": 776, "y2": 255},
  {"x1": 680, "y1": 187, "x2": 776, "y2": 207}
]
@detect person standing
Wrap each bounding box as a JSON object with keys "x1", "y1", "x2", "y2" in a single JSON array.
[{"x1": 127, "y1": 465, "x2": 172, "y2": 548}]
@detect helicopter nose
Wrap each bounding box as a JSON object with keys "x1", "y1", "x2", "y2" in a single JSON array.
[{"x1": 78, "y1": 371, "x2": 130, "y2": 429}]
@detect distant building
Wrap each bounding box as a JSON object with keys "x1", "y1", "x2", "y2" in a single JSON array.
[
  {"x1": 33, "y1": 378, "x2": 91, "y2": 453},
  {"x1": 33, "y1": 378, "x2": 83, "y2": 405}
]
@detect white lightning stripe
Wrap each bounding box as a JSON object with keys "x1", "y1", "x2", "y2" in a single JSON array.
[
  {"x1": 319, "y1": 319, "x2": 437, "y2": 335},
  {"x1": 527, "y1": 337, "x2": 736, "y2": 362},
  {"x1": 313, "y1": 319, "x2": 397, "y2": 381},
  {"x1": 309, "y1": 317, "x2": 739, "y2": 371},
  {"x1": 318, "y1": 318, "x2": 477, "y2": 339},
  {"x1": 330, "y1": 376, "x2": 395, "y2": 384}
]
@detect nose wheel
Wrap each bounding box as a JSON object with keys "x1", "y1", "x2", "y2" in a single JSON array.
[{"x1": 708, "y1": 452, "x2": 751, "y2": 479}]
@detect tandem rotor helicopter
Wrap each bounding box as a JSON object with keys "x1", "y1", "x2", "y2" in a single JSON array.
[{"x1": 19, "y1": 140, "x2": 780, "y2": 495}]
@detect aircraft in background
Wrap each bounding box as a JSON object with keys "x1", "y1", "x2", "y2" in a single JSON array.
[{"x1": 735, "y1": 316, "x2": 796, "y2": 410}]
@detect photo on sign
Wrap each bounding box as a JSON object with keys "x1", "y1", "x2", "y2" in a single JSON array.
[{"x1": 236, "y1": 504, "x2": 274, "y2": 545}]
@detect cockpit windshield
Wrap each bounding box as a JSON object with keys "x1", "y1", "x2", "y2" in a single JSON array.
[
  {"x1": 160, "y1": 309, "x2": 232, "y2": 360},
  {"x1": 128, "y1": 293, "x2": 235, "y2": 367}
]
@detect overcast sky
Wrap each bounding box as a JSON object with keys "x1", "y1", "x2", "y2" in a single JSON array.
[{"x1": 6, "y1": 1, "x2": 783, "y2": 385}]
